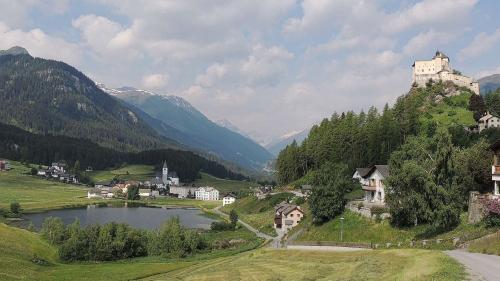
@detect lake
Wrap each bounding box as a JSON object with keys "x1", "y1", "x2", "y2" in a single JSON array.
[{"x1": 23, "y1": 205, "x2": 216, "y2": 230}]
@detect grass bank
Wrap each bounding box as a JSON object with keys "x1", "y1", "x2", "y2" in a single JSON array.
[
  {"x1": 193, "y1": 172, "x2": 257, "y2": 194},
  {"x1": 87, "y1": 164, "x2": 155, "y2": 182},
  {"x1": 0, "y1": 221, "x2": 263, "y2": 281},
  {"x1": 144, "y1": 248, "x2": 465, "y2": 281},
  {"x1": 468, "y1": 231, "x2": 500, "y2": 255}
]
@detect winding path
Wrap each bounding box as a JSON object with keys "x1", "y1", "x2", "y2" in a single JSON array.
[
  {"x1": 445, "y1": 250, "x2": 500, "y2": 281},
  {"x1": 213, "y1": 206, "x2": 278, "y2": 243}
]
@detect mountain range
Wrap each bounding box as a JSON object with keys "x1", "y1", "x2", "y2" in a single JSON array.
[
  {"x1": 265, "y1": 129, "x2": 310, "y2": 156},
  {"x1": 478, "y1": 74, "x2": 500, "y2": 95},
  {"x1": 99, "y1": 85, "x2": 274, "y2": 170},
  {"x1": 0, "y1": 47, "x2": 173, "y2": 152}
]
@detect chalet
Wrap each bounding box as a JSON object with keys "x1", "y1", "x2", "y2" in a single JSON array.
[
  {"x1": 195, "y1": 187, "x2": 219, "y2": 201},
  {"x1": 354, "y1": 165, "x2": 389, "y2": 205},
  {"x1": 479, "y1": 112, "x2": 500, "y2": 132},
  {"x1": 489, "y1": 140, "x2": 500, "y2": 197},
  {"x1": 222, "y1": 193, "x2": 236, "y2": 206},
  {"x1": 273, "y1": 202, "x2": 304, "y2": 232}
]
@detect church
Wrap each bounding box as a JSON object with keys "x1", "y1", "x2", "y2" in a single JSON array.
[{"x1": 162, "y1": 161, "x2": 180, "y2": 186}]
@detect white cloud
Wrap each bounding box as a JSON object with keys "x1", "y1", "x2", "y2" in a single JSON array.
[
  {"x1": 142, "y1": 73, "x2": 169, "y2": 90},
  {"x1": 403, "y1": 30, "x2": 456, "y2": 56},
  {"x1": 459, "y1": 27, "x2": 500, "y2": 59},
  {"x1": 0, "y1": 22, "x2": 81, "y2": 65}
]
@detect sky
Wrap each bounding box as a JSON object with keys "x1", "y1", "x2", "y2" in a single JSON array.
[{"x1": 1, "y1": 0, "x2": 500, "y2": 145}]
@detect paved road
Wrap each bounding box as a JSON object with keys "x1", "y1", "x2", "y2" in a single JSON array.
[{"x1": 445, "y1": 250, "x2": 500, "y2": 281}]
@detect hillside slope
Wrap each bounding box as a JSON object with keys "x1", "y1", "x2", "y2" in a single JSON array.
[
  {"x1": 103, "y1": 85, "x2": 274, "y2": 170},
  {"x1": 265, "y1": 129, "x2": 310, "y2": 156},
  {"x1": 0, "y1": 47, "x2": 173, "y2": 152},
  {"x1": 479, "y1": 74, "x2": 500, "y2": 94}
]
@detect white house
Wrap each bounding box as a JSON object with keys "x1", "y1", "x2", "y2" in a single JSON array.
[
  {"x1": 222, "y1": 194, "x2": 236, "y2": 206},
  {"x1": 195, "y1": 187, "x2": 219, "y2": 201},
  {"x1": 479, "y1": 112, "x2": 500, "y2": 132},
  {"x1": 352, "y1": 168, "x2": 370, "y2": 186},
  {"x1": 354, "y1": 165, "x2": 389, "y2": 205},
  {"x1": 490, "y1": 140, "x2": 500, "y2": 198},
  {"x1": 139, "y1": 188, "x2": 152, "y2": 197},
  {"x1": 170, "y1": 186, "x2": 197, "y2": 198},
  {"x1": 87, "y1": 188, "x2": 101, "y2": 199}
]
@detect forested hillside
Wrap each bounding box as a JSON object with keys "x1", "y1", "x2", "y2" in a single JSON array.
[
  {"x1": 0, "y1": 50, "x2": 173, "y2": 152},
  {"x1": 276, "y1": 81, "x2": 500, "y2": 185},
  {"x1": 0, "y1": 122, "x2": 247, "y2": 182},
  {"x1": 104, "y1": 86, "x2": 274, "y2": 170}
]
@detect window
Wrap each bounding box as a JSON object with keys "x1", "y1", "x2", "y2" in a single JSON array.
[
  {"x1": 297, "y1": 214, "x2": 301, "y2": 217},
  {"x1": 290, "y1": 214, "x2": 294, "y2": 217}
]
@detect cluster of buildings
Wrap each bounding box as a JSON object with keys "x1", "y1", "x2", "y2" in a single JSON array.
[
  {"x1": 86, "y1": 160, "x2": 237, "y2": 205},
  {"x1": 0, "y1": 159, "x2": 11, "y2": 171},
  {"x1": 37, "y1": 162, "x2": 79, "y2": 184}
]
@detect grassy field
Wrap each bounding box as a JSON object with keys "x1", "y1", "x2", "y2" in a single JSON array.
[
  {"x1": 294, "y1": 210, "x2": 498, "y2": 247},
  {"x1": 193, "y1": 172, "x2": 257, "y2": 194},
  {"x1": 87, "y1": 164, "x2": 155, "y2": 182},
  {"x1": 468, "y1": 231, "x2": 500, "y2": 255},
  {"x1": 0, "y1": 221, "x2": 263, "y2": 281},
  {"x1": 144, "y1": 248, "x2": 465, "y2": 281},
  {"x1": 221, "y1": 193, "x2": 297, "y2": 237},
  {"x1": 0, "y1": 161, "x2": 106, "y2": 212}
]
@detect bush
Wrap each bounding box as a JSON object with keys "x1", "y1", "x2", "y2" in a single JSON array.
[
  {"x1": 40, "y1": 217, "x2": 67, "y2": 245},
  {"x1": 210, "y1": 221, "x2": 235, "y2": 231},
  {"x1": 484, "y1": 214, "x2": 500, "y2": 228},
  {"x1": 229, "y1": 209, "x2": 238, "y2": 226},
  {"x1": 30, "y1": 167, "x2": 38, "y2": 175},
  {"x1": 10, "y1": 202, "x2": 21, "y2": 214}
]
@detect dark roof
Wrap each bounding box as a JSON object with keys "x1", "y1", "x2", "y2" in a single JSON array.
[
  {"x1": 150, "y1": 177, "x2": 163, "y2": 185},
  {"x1": 168, "y1": 171, "x2": 178, "y2": 178},
  {"x1": 163, "y1": 161, "x2": 168, "y2": 168},
  {"x1": 434, "y1": 50, "x2": 449, "y2": 59},
  {"x1": 300, "y1": 185, "x2": 312, "y2": 190},
  {"x1": 363, "y1": 165, "x2": 390, "y2": 179},
  {"x1": 275, "y1": 202, "x2": 303, "y2": 216},
  {"x1": 490, "y1": 139, "x2": 500, "y2": 151},
  {"x1": 355, "y1": 167, "x2": 371, "y2": 178}
]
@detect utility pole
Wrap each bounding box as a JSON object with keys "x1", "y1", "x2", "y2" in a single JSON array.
[{"x1": 340, "y1": 217, "x2": 344, "y2": 242}]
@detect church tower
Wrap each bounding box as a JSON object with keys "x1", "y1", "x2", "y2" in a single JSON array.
[{"x1": 162, "y1": 161, "x2": 169, "y2": 185}]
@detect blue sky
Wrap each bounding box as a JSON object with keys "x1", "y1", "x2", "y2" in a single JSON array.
[{"x1": 1, "y1": 0, "x2": 499, "y2": 144}]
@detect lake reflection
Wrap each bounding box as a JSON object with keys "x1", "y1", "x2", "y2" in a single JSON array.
[{"x1": 24, "y1": 205, "x2": 216, "y2": 230}]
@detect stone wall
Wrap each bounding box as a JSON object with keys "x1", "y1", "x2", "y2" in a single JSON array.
[{"x1": 468, "y1": 191, "x2": 488, "y2": 224}]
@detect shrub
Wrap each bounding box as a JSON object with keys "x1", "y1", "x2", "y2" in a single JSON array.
[
  {"x1": 30, "y1": 167, "x2": 38, "y2": 175},
  {"x1": 229, "y1": 209, "x2": 238, "y2": 226},
  {"x1": 484, "y1": 214, "x2": 500, "y2": 228},
  {"x1": 10, "y1": 202, "x2": 21, "y2": 214},
  {"x1": 210, "y1": 221, "x2": 235, "y2": 231},
  {"x1": 357, "y1": 202, "x2": 364, "y2": 210},
  {"x1": 40, "y1": 217, "x2": 67, "y2": 245}
]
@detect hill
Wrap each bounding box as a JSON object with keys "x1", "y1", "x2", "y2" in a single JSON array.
[
  {"x1": 0, "y1": 123, "x2": 248, "y2": 182},
  {"x1": 479, "y1": 74, "x2": 500, "y2": 95},
  {"x1": 0, "y1": 48, "x2": 173, "y2": 152},
  {"x1": 265, "y1": 129, "x2": 309, "y2": 156},
  {"x1": 101, "y1": 85, "x2": 274, "y2": 170}
]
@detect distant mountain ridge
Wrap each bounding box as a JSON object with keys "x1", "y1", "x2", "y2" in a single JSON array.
[
  {"x1": 0, "y1": 48, "x2": 173, "y2": 152},
  {"x1": 265, "y1": 129, "x2": 309, "y2": 156},
  {"x1": 479, "y1": 74, "x2": 500, "y2": 94},
  {"x1": 101, "y1": 85, "x2": 274, "y2": 170}
]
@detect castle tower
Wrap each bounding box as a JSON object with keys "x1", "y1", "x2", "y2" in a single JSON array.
[{"x1": 162, "y1": 161, "x2": 169, "y2": 185}]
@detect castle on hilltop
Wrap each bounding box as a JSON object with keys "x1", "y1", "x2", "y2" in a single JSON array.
[{"x1": 412, "y1": 51, "x2": 479, "y2": 95}]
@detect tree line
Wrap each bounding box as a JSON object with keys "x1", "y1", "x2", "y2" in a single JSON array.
[
  {"x1": 0, "y1": 122, "x2": 247, "y2": 182},
  {"x1": 278, "y1": 81, "x2": 500, "y2": 231}
]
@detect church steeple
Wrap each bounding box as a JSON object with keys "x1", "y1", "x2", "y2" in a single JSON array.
[{"x1": 162, "y1": 161, "x2": 169, "y2": 185}]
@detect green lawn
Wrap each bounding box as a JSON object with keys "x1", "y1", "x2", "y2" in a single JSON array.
[
  {"x1": 0, "y1": 220, "x2": 263, "y2": 281},
  {"x1": 221, "y1": 193, "x2": 298, "y2": 237},
  {"x1": 193, "y1": 172, "x2": 257, "y2": 194},
  {"x1": 144, "y1": 248, "x2": 465, "y2": 281},
  {"x1": 294, "y1": 210, "x2": 498, "y2": 248},
  {"x1": 468, "y1": 232, "x2": 500, "y2": 255},
  {"x1": 87, "y1": 164, "x2": 155, "y2": 182},
  {"x1": 0, "y1": 161, "x2": 105, "y2": 212}
]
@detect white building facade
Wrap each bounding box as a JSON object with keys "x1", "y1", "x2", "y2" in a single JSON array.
[
  {"x1": 354, "y1": 165, "x2": 389, "y2": 205},
  {"x1": 195, "y1": 187, "x2": 219, "y2": 201},
  {"x1": 222, "y1": 195, "x2": 236, "y2": 206},
  {"x1": 412, "y1": 51, "x2": 479, "y2": 95},
  {"x1": 479, "y1": 113, "x2": 500, "y2": 132}
]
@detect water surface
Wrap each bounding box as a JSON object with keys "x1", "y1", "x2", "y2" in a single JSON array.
[{"x1": 24, "y1": 205, "x2": 215, "y2": 230}]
